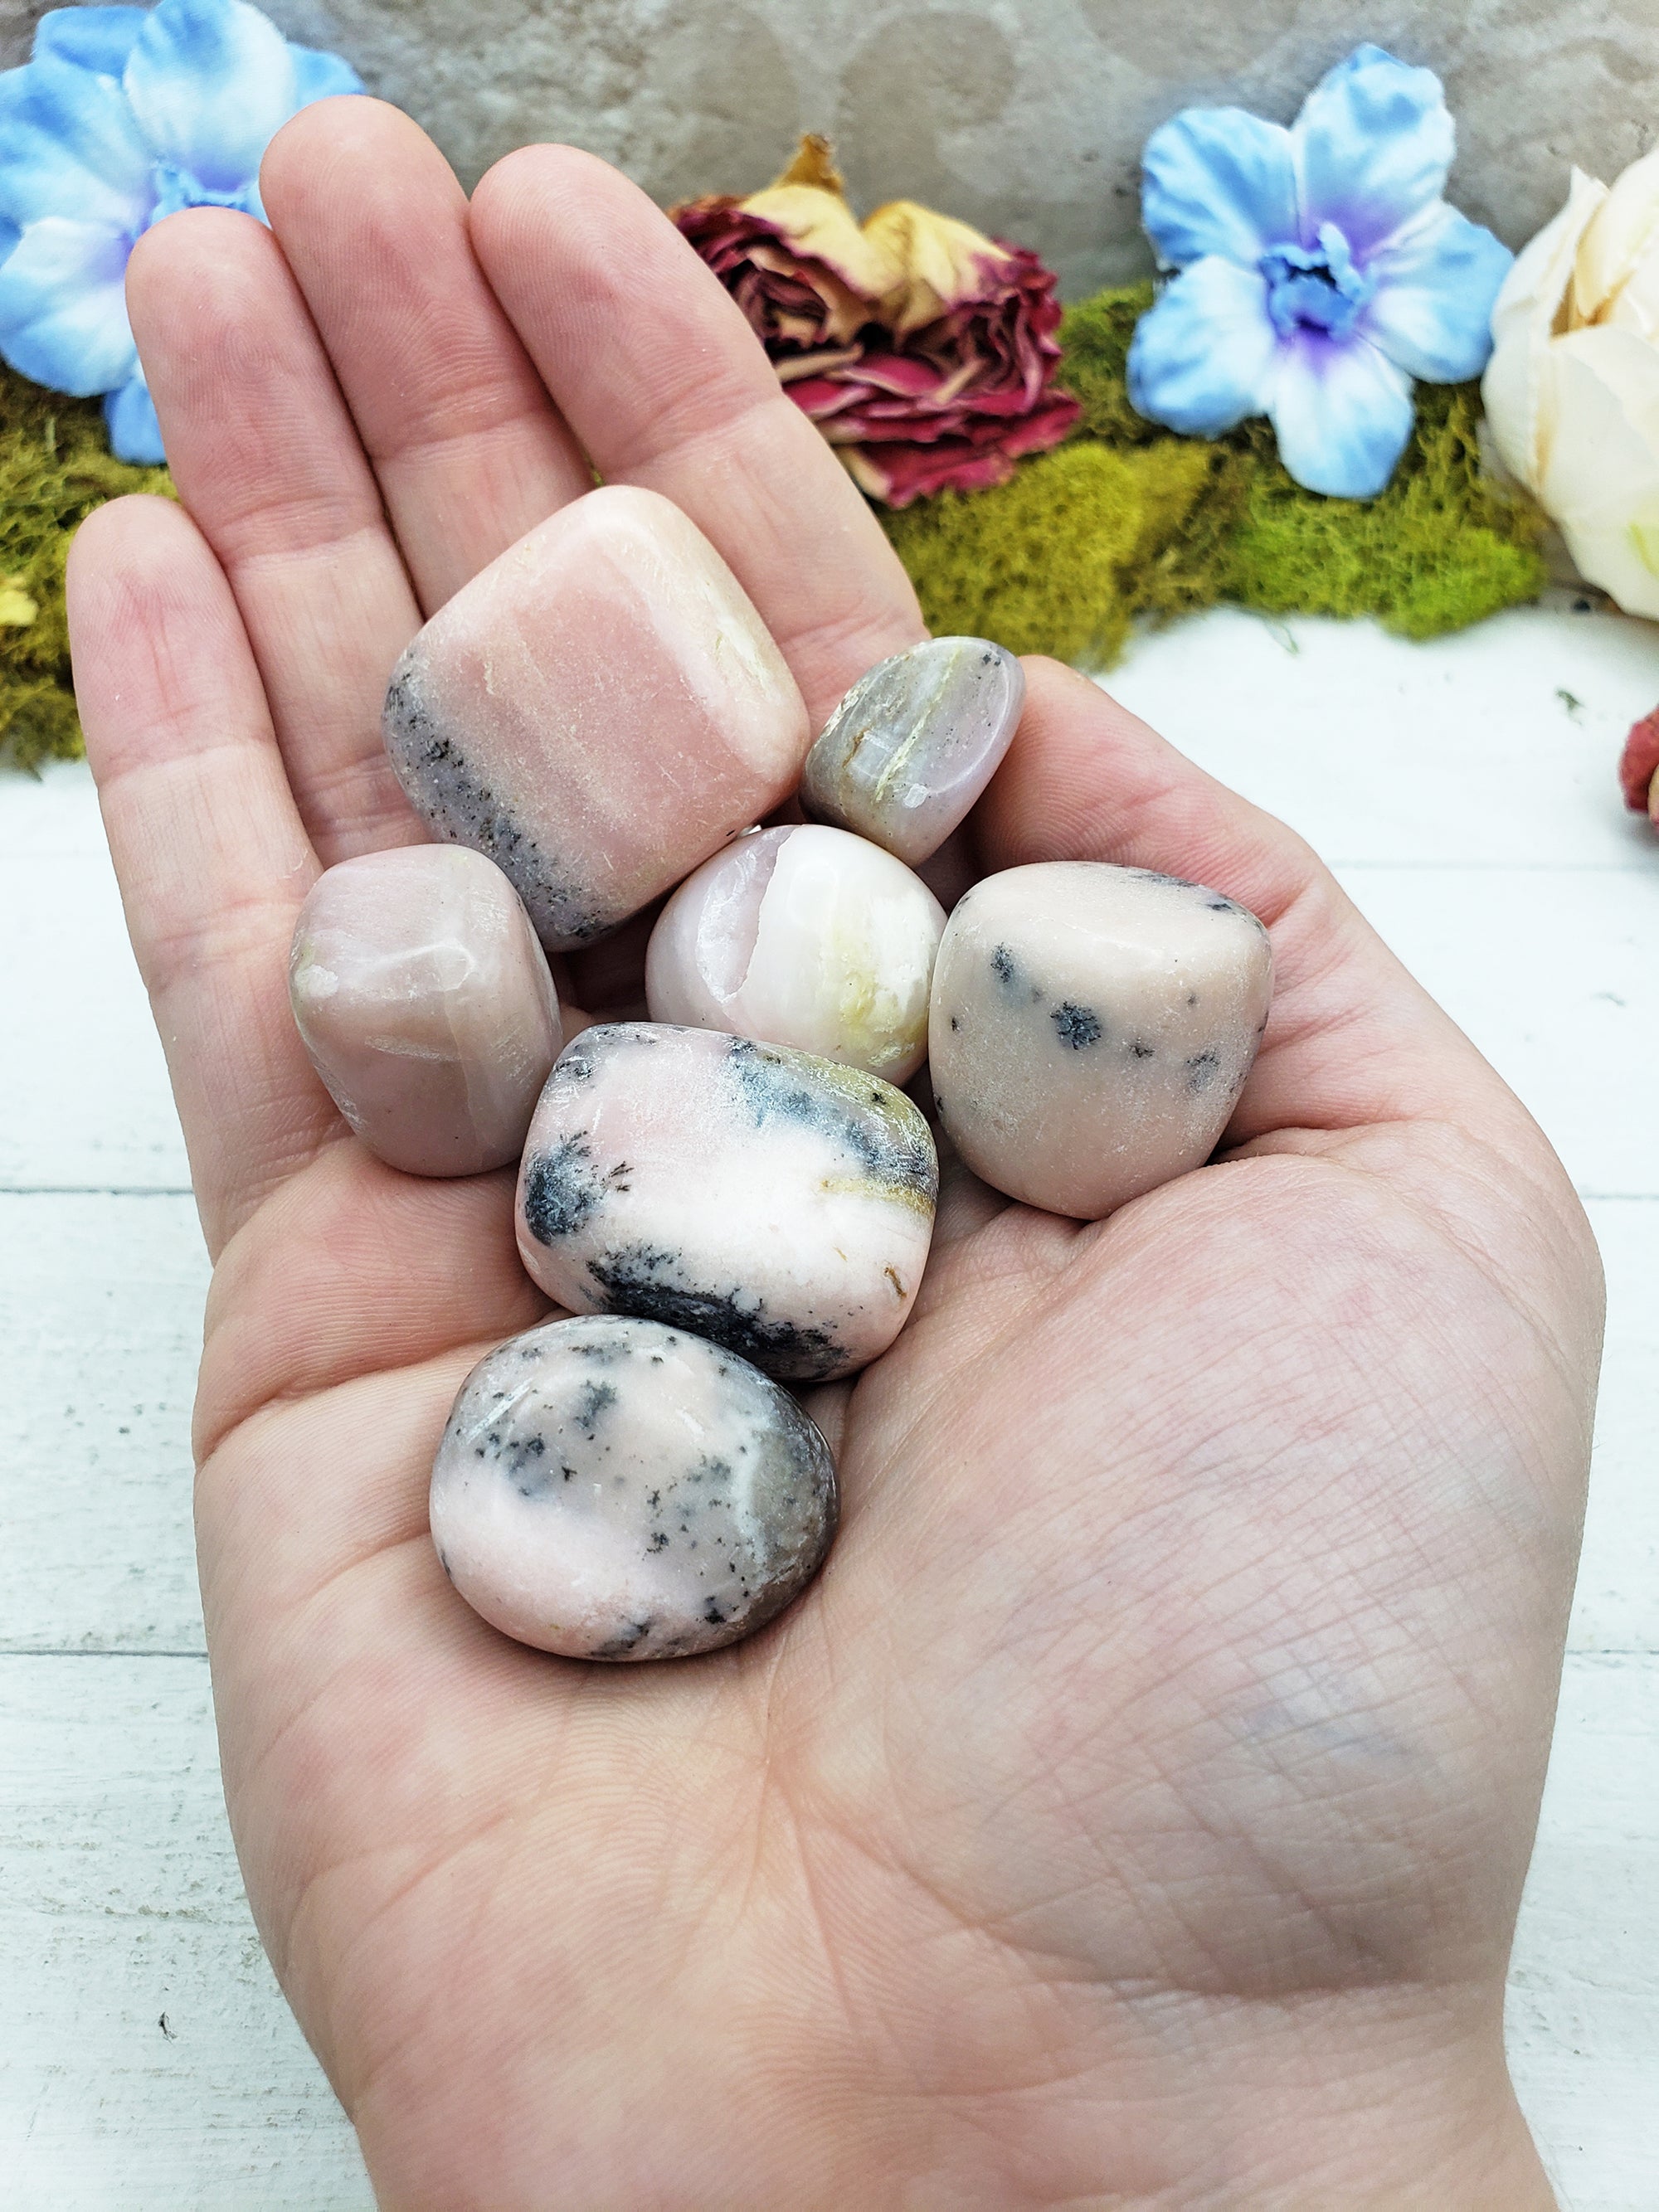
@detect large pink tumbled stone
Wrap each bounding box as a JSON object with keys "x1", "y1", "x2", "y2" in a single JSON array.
[
  {"x1": 382, "y1": 485, "x2": 810, "y2": 950},
  {"x1": 289, "y1": 845, "x2": 562, "y2": 1177},
  {"x1": 928, "y1": 863, "x2": 1273, "y2": 1220}
]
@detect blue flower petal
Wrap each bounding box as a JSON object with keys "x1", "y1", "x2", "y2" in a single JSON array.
[
  {"x1": 104, "y1": 372, "x2": 166, "y2": 462},
  {"x1": 0, "y1": 49, "x2": 153, "y2": 231},
  {"x1": 288, "y1": 42, "x2": 364, "y2": 105},
  {"x1": 0, "y1": 216, "x2": 136, "y2": 394},
  {"x1": 1268, "y1": 331, "x2": 1414, "y2": 498},
  {"x1": 1141, "y1": 106, "x2": 1300, "y2": 270},
  {"x1": 33, "y1": 8, "x2": 149, "y2": 77},
  {"x1": 1295, "y1": 44, "x2": 1454, "y2": 257},
  {"x1": 124, "y1": 0, "x2": 297, "y2": 193},
  {"x1": 1362, "y1": 202, "x2": 1513, "y2": 382},
  {"x1": 1128, "y1": 256, "x2": 1281, "y2": 436}
]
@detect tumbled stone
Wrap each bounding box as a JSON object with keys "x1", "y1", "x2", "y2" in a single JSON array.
[
  {"x1": 430, "y1": 1315, "x2": 837, "y2": 1660},
  {"x1": 289, "y1": 844, "x2": 562, "y2": 1177},
  {"x1": 799, "y1": 636, "x2": 1024, "y2": 864},
  {"x1": 928, "y1": 863, "x2": 1273, "y2": 1220},
  {"x1": 516, "y1": 1023, "x2": 937, "y2": 1379},
  {"x1": 382, "y1": 484, "x2": 810, "y2": 950},
  {"x1": 644, "y1": 824, "x2": 945, "y2": 1082}
]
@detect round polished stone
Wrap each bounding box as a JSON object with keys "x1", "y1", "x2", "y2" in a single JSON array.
[
  {"x1": 799, "y1": 635, "x2": 1024, "y2": 864},
  {"x1": 928, "y1": 862, "x2": 1273, "y2": 1219},
  {"x1": 644, "y1": 824, "x2": 945, "y2": 1082},
  {"x1": 289, "y1": 844, "x2": 562, "y2": 1177},
  {"x1": 431, "y1": 1315, "x2": 838, "y2": 1661},
  {"x1": 516, "y1": 1023, "x2": 937, "y2": 1380}
]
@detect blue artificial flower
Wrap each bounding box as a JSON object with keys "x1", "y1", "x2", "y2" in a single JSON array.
[
  {"x1": 1126, "y1": 45, "x2": 1514, "y2": 498},
  {"x1": 0, "y1": 1, "x2": 361, "y2": 462}
]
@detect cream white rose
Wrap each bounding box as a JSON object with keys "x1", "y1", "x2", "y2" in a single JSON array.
[{"x1": 1483, "y1": 149, "x2": 1659, "y2": 616}]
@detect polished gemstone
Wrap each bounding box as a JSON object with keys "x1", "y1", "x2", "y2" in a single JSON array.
[
  {"x1": 430, "y1": 1315, "x2": 837, "y2": 1660},
  {"x1": 645, "y1": 824, "x2": 945, "y2": 1082},
  {"x1": 288, "y1": 844, "x2": 562, "y2": 1177},
  {"x1": 928, "y1": 862, "x2": 1273, "y2": 1219},
  {"x1": 799, "y1": 636, "x2": 1024, "y2": 864},
  {"x1": 516, "y1": 1023, "x2": 937, "y2": 1379},
  {"x1": 382, "y1": 484, "x2": 810, "y2": 950}
]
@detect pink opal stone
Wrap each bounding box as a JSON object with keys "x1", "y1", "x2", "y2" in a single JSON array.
[
  {"x1": 516, "y1": 1023, "x2": 937, "y2": 1381},
  {"x1": 382, "y1": 484, "x2": 810, "y2": 950},
  {"x1": 800, "y1": 636, "x2": 1024, "y2": 864},
  {"x1": 289, "y1": 845, "x2": 562, "y2": 1177},
  {"x1": 431, "y1": 1315, "x2": 837, "y2": 1661},
  {"x1": 644, "y1": 824, "x2": 945, "y2": 1082},
  {"x1": 928, "y1": 863, "x2": 1273, "y2": 1220}
]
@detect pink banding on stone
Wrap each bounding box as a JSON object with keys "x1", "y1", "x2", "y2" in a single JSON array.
[{"x1": 382, "y1": 484, "x2": 810, "y2": 950}]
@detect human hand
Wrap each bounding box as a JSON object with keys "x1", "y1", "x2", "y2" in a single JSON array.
[{"x1": 66, "y1": 100, "x2": 1599, "y2": 2210}]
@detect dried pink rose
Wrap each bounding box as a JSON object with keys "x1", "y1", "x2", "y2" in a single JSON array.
[
  {"x1": 673, "y1": 137, "x2": 1080, "y2": 507},
  {"x1": 1618, "y1": 707, "x2": 1659, "y2": 824}
]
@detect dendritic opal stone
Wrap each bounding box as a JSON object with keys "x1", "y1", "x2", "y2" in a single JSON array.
[
  {"x1": 644, "y1": 824, "x2": 945, "y2": 1082},
  {"x1": 289, "y1": 845, "x2": 562, "y2": 1177},
  {"x1": 382, "y1": 484, "x2": 810, "y2": 950},
  {"x1": 929, "y1": 863, "x2": 1273, "y2": 1220},
  {"x1": 799, "y1": 636, "x2": 1025, "y2": 864},
  {"x1": 516, "y1": 1024, "x2": 937, "y2": 1380},
  {"x1": 430, "y1": 1315, "x2": 838, "y2": 1660}
]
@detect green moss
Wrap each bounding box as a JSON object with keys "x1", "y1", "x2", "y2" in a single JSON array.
[
  {"x1": 883, "y1": 437, "x2": 1248, "y2": 667},
  {"x1": 882, "y1": 283, "x2": 1546, "y2": 666},
  {"x1": 0, "y1": 365, "x2": 172, "y2": 771}
]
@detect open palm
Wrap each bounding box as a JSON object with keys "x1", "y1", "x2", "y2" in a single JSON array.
[{"x1": 67, "y1": 102, "x2": 1599, "y2": 2210}]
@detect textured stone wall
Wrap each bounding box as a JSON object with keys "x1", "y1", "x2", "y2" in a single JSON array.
[{"x1": 5, "y1": 0, "x2": 1657, "y2": 295}]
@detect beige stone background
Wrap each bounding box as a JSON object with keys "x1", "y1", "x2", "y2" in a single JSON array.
[{"x1": 3, "y1": 0, "x2": 1657, "y2": 296}]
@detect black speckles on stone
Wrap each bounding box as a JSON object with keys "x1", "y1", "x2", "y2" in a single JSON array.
[
  {"x1": 949, "y1": 1015, "x2": 961, "y2": 1033},
  {"x1": 1131, "y1": 867, "x2": 1199, "y2": 891},
  {"x1": 586, "y1": 1242, "x2": 844, "y2": 1380},
  {"x1": 1185, "y1": 1048, "x2": 1223, "y2": 1093},
  {"x1": 523, "y1": 1135, "x2": 609, "y2": 1243},
  {"x1": 572, "y1": 1380, "x2": 617, "y2": 1436},
  {"x1": 593, "y1": 1618, "x2": 655, "y2": 1660},
  {"x1": 382, "y1": 659, "x2": 605, "y2": 946},
  {"x1": 990, "y1": 942, "x2": 1014, "y2": 984},
  {"x1": 722, "y1": 1035, "x2": 937, "y2": 1208},
  {"x1": 1052, "y1": 1001, "x2": 1103, "y2": 1051},
  {"x1": 1130, "y1": 1040, "x2": 1155, "y2": 1060}
]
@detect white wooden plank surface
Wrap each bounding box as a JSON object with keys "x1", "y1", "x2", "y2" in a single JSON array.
[{"x1": 2, "y1": 600, "x2": 1656, "y2": 2206}]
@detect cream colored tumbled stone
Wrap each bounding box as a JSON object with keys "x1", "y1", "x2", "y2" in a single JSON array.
[
  {"x1": 382, "y1": 484, "x2": 810, "y2": 950},
  {"x1": 431, "y1": 1315, "x2": 838, "y2": 1660},
  {"x1": 644, "y1": 824, "x2": 945, "y2": 1082},
  {"x1": 516, "y1": 1023, "x2": 937, "y2": 1380},
  {"x1": 928, "y1": 863, "x2": 1272, "y2": 1219},
  {"x1": 289, "y1": 844, "x2": 562, "y2": 1177}
]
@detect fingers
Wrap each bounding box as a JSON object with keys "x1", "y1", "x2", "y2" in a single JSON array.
[
  {"x1": 125, "y1": 207, "x2": 422, "y2": 863},
  {"x1": 978, "y1": 660, "x2": 1530, "y2": 1147},
  {"x1": 260, "y1": 100, "x2": 594, "y2": 615},
  {"x1": 66, "y1": 497, "x2": 338, "y2": 1257},
  {"x1": 469, "y1": 144, "x2": 927, "y2": 731}
]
